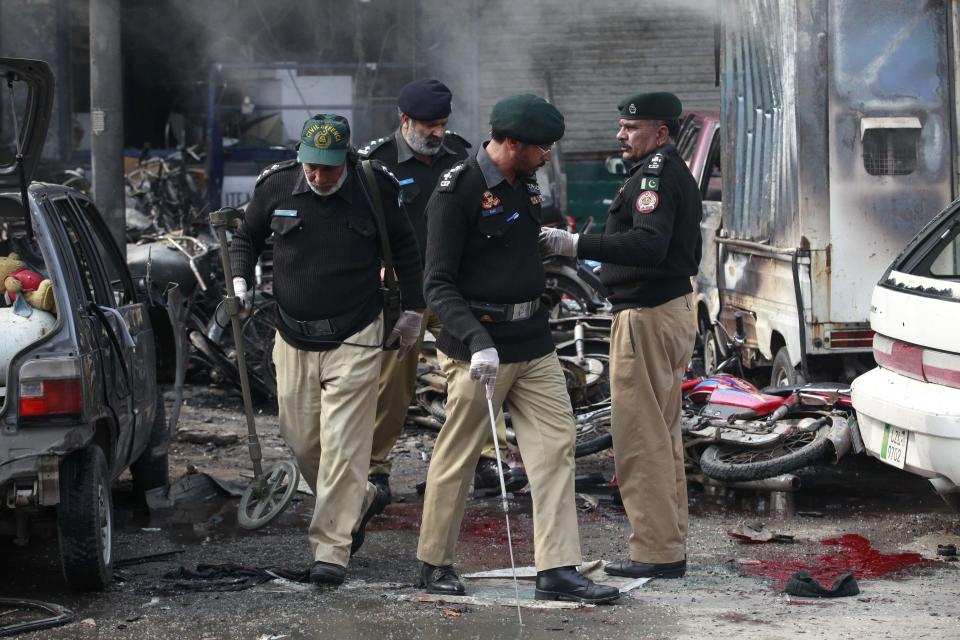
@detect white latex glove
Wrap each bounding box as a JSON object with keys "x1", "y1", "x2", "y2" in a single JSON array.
[
  {"x1": 387, "y1": 310, "x2": 423, "y2": 358},
  {"x1": 538, "y1": 227, "x2": 579, "y2": 257},
  {"x1": 469, "y1": 347, "x2": 499, "y2": 388},
  {"x1": 233, "y1": 277, "x2": 254, "y2": 311}
]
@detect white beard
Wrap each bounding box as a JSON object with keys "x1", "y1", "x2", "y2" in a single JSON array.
[
  {"x1": 304, "y1": 165, "x2": 348, "y2": 196},
  {"x1": 403, "y1": 127, "x2": 443, "y2": 156}
]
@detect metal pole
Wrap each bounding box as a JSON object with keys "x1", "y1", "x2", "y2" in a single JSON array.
[
  {"x1": 484, "y1": 382, "x2": 523, "y2": 626},
  {"x1": 89, "y1": 0, "x2": 126, "y2": 257}
]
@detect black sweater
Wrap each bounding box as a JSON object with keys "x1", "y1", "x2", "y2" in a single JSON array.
[
  {"x1": 229, "y1": 159, "x2": 424, "y2": 350},
  {"x1": 423, "y1": 148, "x2": 554, "y2": 363},
  {"x1": 577, "y1": 143, "x2": 702, "y2": 309}
]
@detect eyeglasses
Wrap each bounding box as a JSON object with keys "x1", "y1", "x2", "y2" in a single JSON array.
[{"x1": 535, "y1": 143, "x2": 555, "y2": 156}]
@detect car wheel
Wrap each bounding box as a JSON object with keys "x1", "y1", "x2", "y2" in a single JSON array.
[
  {"x1": 770, "y1": 346, "x2": 805, "y2": 387},
  {"x1": 58, "y1": 446, "x2": 113, "y2": 590},
  {"x1": 130, "y1": 391, "x2": 170, "y2": 498}
]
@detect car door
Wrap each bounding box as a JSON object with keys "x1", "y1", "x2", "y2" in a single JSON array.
[{"x1": 74, "y1": 196, "x2": 157, "y2": 463}]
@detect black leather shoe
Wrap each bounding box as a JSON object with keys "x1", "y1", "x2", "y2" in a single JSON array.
[
  {"x1": 418, "y1": 562, "x2": 466, "y2": 595},
  {"x1": 368, "y1": 473, "x2": 392, "y2": 505},
  {"x1": 350, "y1": 484, "x2": 390, "y2": 556},
  {"x1": 474, "y1": 458, "x2": 528, "y2": 495},
  {"x1": 535, "y1": 566, "x2": 620, "y2": 604},
  {"x1": 310, "y1": 561, "x2": 346, "y2": 586},
  {"x1": 604, "y1": 559, "x2": 686, "y2": 579}
]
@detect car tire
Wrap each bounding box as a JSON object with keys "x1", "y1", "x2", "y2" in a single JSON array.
[
  {"x1": 130, "y1": 392, "x2": 170, "y2": 498},
  {"x1": 770, "y1": 346, "x2": 805, "y2": 387},
  {"x1": 58, "y1": 446, "x2": 113, "y2": 591}
]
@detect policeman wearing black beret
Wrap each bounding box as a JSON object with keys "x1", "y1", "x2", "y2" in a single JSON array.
[
  {"x1": 540, "y1": 91, "x2": 703, "y2": 580},
  {"x1": 415, "y1": 94, "x2": 620, "y2": 604}
]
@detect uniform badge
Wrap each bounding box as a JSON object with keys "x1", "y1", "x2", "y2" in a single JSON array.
[
  {"x1": 628, "y1": 103, "x2": 637, "y2": 115},
  {"x1": 647, "y1": 155, "x2": 663, "y2": 171},
  {"x1": 530, "y1": 195, "x2": 543, "y2": 206},
  {"x1": 481, "y1": 191, "x2": 501, "y2": 209},
  {"x1": 636, "y1": 190, "x2": 659, "y2": 213}
]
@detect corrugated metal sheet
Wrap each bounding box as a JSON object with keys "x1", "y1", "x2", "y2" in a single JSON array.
[
  {"x1": 473, "y1": 1, "x2": 721, "y2": 156},
  {"x1": 722, "y1": 0, "x2": 799, "y2": 244}
]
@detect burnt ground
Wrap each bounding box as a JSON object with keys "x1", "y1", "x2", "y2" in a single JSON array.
[{"x1": 1, "y1": 384, "x2": 959, "y2": 640}]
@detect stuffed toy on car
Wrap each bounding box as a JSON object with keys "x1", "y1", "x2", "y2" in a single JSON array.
[{"x1": 0, "y1": 252, "x2": 56, "y2": 315}]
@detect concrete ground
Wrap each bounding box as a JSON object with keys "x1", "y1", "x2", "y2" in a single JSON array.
[{"x1": 1, "y1": 385, "x2": 958, "y2": 640}]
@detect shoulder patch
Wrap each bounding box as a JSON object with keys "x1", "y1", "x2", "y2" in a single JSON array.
[
  {"x1": 436, "y1": 161, "x2": 469, "y2": 192},
  {"x1": 642, "y1": 152, "x2": 666, "y2": 176},
  {"x1": 444, "y1": 130, "x2": 472, "y2": 149},
  {"x1": 255, "y1": 159, "x2": 298, "y2": 186},
  {"x1": 357, "y1": 136, "x2": 391, "y2": 158},
  {"x1": 638, "y1": 177, "x2": 660, "y2": 191}
]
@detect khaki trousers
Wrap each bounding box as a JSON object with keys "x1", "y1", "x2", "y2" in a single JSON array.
[
  {"x1": 370, "y1": 309, "x2": 507, "y2": 477},
  {"x1": 609, "y1": 294, "x2": 696, "y2": 564},
  {"x1": 273, "y1": 317, "x2": 383, "y2": 567},
  {"x1": 417, "y1": 352, "x2": 582, "y2": 571}
]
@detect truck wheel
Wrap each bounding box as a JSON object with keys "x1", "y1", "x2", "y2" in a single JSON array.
[
  {"x1": 699, "y1": 425, "x2": 831, "y2": 482},
  {"x1": 58, "y1": 446, "x2": 113, "y2": 590},
  {"x1": 770, "y1": 346, "x2": 805, "y2": 387},
  {"x1": 130, "y1": 392, "x2": 170, "y2": 498}
]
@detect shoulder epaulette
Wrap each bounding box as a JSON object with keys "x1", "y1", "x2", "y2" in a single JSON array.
[
  {"x1": 357, "y1": 136, "x2": 392, "y2": 157},
  {"x1": 642, "y1": 152, "x2": 666, "y2": 176},
  {"x1": 444, "y1": 130, "x2": 472, "y2": 149},
  {"x1": 255, "y1": 159, "x2": 297, "y2": 186},
  {"x1": 368, "y1": 158, "x2": 400, "y2": 188},
  {"x1": 437, "y1": 162, "x2": 469, "y2": 192}
]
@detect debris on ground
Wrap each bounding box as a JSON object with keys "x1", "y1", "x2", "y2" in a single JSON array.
[
  {"x1": 728, "y1": 521, "x2": 795, "y2": 544},
  {"x1": 159, "y1": 564, "x2": 309, "y2": 594},
  {"x1": 785, "y1": 570, "x2": 860, "y2": 598},
  {"x1": 145, "y1": 471, "x2": 245, "y2": 510},
  {"x1": 0, "y1": 598, "x2": 74, "y2": 637},
  {"x1": 176, "y1": 428, "x2": 240, "y2": 447}
]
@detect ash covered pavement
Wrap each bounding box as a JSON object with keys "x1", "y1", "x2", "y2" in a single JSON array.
[{"x1": 1, "y1": 386, "x2": 958, "y2": 640}]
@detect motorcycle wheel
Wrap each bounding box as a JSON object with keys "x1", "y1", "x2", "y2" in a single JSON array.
[
  {"x1": 545, "y1": 276, "x2": 592, "y2": 319},
  {"x1": 574, "y1": 409, "x2": 613, "y2": 458},
  {"x1": 698, "y1": 425, "x2": 832, "y2": 482}
]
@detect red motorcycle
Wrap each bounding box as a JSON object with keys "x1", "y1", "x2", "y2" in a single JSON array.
[{"x1": 573, "y1": 314, "x2": 861, "y2": 483}]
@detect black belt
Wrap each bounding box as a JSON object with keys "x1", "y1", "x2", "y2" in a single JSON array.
[
  {"x1": 468, "y1": 298, "x2": 540, "y2": 323},
  {"x1": 278, "y1": 305, "x2": 366, "y2": 339}
]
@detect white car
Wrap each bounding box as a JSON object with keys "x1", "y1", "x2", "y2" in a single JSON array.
[{"x1": 852, "y1": 201, "x2": 960, "y2": 509}]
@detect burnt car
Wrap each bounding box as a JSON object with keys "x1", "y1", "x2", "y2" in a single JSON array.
[{"x1": 1, "y1": 58, "x2": 179, "y2": 590}]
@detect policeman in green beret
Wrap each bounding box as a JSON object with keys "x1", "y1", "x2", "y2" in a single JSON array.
[
  {"x1": 357, "y1": 79, "x2": 524, "y2": 503},
  {"x1": 540, "y1": 91, "x2": 702, "y2": 579},
  {"x1": 416, "y1": 94, "x2": 620, "y2": 603}
]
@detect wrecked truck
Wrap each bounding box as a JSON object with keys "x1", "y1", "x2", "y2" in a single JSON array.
[
  {"x1": 696, "y1": 0, "x2": 956, "y2": 386},
  {"x1": 0, "y1": 58, "x2": 181, "y2": 590}
]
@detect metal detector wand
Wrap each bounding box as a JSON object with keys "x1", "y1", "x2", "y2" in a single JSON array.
[{"x1": 484, "y1": 381, "x2": 523, "y2": 626}]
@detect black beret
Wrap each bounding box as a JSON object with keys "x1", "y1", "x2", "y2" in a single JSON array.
[
  {"x1": 398, "y1": 78, "x2": 452, "y2": 121},
  {"x1": 489, "y1": 94, "x2": 565, "y2": 145},
  {"x1": 618, "y1": 91, "x2": 683, "y2": 120}
]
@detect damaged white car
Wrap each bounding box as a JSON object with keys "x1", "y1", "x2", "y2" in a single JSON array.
[{"x1": 852, "y1": 201, "x2": 960, "y2": 509}]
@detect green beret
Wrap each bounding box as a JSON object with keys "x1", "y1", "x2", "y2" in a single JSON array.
[
  {"x1": 617, "y1": 91, "x2": 683, "y2": 120},
  {"x1": 490, "y1": 94, "x2": 565, "y2": 144}
]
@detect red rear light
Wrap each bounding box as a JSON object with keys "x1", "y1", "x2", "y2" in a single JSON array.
[
  {"x1": 873, "y1": 333, "x2": 960, "y2": 390},
  {"x1": 18, "y1": 357, "x2": 83, "y2": 419},
  {"x1": 20, "y1": 379, "x2": 83, "y2": 417},
  {"x1": 828, "y1": 329, "x2": 874, "y2": 349},
  {"x1": 873, "y1": 334, "x2": 924, "y2": 381}
]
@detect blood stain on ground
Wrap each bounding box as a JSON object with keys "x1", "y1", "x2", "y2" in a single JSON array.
[{"x1": 739, "y1": 533, "x2": 934, "y2": 589}]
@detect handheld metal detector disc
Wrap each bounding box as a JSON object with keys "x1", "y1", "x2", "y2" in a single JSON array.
[{"x1": 237, "y1": 460, "x2": 300, "y2": 530}]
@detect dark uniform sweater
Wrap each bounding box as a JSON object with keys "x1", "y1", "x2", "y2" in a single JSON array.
[
  {"x1": 229, "y1": 159, "x2": 425, "y2": 351},
  {"x1": 423, "y1": 143, "x2": 554, "y2": 363},
  {"x1": 577, "y1": 143, "x2": 702, "y2": 310},
  {"x1": 358, "y1": 130, "x2": 470, "y2": 261}
]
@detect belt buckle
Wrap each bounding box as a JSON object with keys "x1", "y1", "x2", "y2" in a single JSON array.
[
  {"x1": 302, "y1": 318, "x2": 333, "y2": 337},
  {"x1": 514, "y1": 300, "x2": 533, "y2": 321}
]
